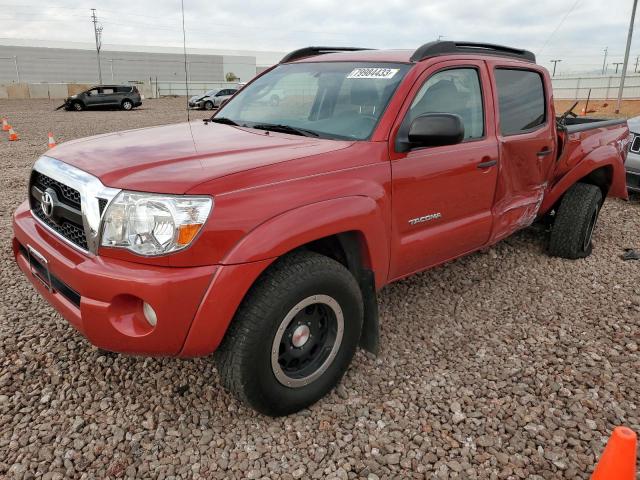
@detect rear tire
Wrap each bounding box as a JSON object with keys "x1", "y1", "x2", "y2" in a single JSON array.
[
  {"x1": 121, "y1": 99, "x2": 133, "y2": 111},
  {"x1": 548, "y1": 182, "x2": 602, "y2": 259},
  {"x1": 215, "y1": 251, "x2": 363, "y2": 416}
]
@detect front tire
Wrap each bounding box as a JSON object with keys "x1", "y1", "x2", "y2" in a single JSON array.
[
  {"x1": 548, "y1": 182, "x2": 602, "y2": 259},
  {"x1": 215, "y1": 251, "x2": 363, "y2": 416},
  {"x1": 72, "y1": 101, "x2": 83, "y2": 111},
  {"x1": 204, "y1": 100, "x2": 214, "y2": 110}
]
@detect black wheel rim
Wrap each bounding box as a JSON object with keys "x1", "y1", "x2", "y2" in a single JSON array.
[{"x1": 271, "y1": 295, "x2": 344, "y2": 388}]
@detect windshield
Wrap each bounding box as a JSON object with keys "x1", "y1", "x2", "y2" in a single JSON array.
[{"x1": 217, "y1": 62, "x2": 411, "y2": 140}]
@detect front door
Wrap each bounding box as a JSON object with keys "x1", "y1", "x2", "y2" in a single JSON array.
[{"x1": 389, "y1": 60, "x2": 499, "y2": 279}]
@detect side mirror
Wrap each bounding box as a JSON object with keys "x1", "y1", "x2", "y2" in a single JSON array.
[{"x1": 407, "y1": 113, "x2": 465, "y2": 148}]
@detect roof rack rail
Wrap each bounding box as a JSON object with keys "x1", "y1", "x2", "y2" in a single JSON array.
[
  {"x1": 410, "y1": 41, "x2": 536, "y2": 63},
  {"x1": 280, "y1": 46, "x2": 373, "y2": 64}
]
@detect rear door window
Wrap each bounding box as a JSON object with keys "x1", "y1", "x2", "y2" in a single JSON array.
[{"x1": 494, "y1": 69, "x2": 545, "y2": 135}]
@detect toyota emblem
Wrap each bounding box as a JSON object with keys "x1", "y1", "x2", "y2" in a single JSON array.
[{"x1": 41, "y1": 190, "x2": 55, "y2": 218}]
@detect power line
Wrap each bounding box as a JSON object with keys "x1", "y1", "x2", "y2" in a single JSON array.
[{"x1": 537, "y1": 0, "x2": 583, "y2": 55}]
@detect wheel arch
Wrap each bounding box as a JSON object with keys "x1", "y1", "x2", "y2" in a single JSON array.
[
  {"x1": 182, "y1": 197, "x2": 388, "y2": 357},
  {"x1": 540, "y1": 145, "x2": 627, "y2": 215}
]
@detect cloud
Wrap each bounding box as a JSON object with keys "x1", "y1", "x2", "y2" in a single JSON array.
[{"x1": 2, "y1": 0, "x2": 639, "y2": 73}]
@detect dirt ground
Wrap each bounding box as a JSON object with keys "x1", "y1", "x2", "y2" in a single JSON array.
[
  {"x1": 0, "y1": 99, "x2": 639, "y2": 479},
  {"x1": 555, "y1": 99, "x2": 640, "y2": 119}
]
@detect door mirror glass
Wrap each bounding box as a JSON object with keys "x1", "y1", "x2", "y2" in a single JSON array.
[{"x1": 408, "y1": 113, "x2": 465, "y2": 148}]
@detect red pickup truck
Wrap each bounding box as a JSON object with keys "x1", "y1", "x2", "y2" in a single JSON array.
[{"x1": 13, "y1": 41, "x2": 629, "y2": 416}]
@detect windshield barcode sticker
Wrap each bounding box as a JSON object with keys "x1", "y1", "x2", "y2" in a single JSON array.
[{"x1": 347, "y1": 68, "x2": 399, "y2": 79}]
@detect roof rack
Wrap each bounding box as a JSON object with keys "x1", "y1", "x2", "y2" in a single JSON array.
[
  {"x1": 410, "y1": 41, "x2": 536, "y2": 63},
  {"x1": 280, "y1": 46, "x2": 373, "y2": 64}
]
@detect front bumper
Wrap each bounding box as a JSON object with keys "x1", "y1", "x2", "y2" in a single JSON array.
[
  {"x1": 12, "y1": 200, "x2": 273, "y2": 357},
  {"x1": 188, "y1": 101, "x2": 203, "y2": 108},
  {"x1": 626, "y1": 150, "x2": 640, "y2": 192}
]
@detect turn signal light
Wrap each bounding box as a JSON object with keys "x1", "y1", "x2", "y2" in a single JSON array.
[{"x1": 177, "y1": 223, "x2": 204, "y2": 246}]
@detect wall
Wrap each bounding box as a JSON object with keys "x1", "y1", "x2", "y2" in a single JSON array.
[
  {"x1": 551, "y1": 74, "x2": 640, "y2": 100},
  {"x1": 0, "y1": 82, "x2": 152, "y2": 99},
  {"x1": 0, "y1": 45, "x2": 257, "y2": 84}
]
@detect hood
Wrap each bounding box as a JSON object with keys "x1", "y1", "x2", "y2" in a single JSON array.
[
  {"x1": 47, "y1": 121, "x2": 353, "y2": 193},
  {"x1": 189, "y1": 95, "x2": 204, "y2": 102}
]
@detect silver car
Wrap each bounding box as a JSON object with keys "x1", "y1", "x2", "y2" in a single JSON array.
[
  {"x1": 627, "y1": 116, "x2": 640, "y2": 191},
  {"x1": 188, "y1": 88, "x2": 238, "y2": 110}
]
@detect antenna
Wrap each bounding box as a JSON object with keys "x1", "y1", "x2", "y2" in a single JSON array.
[{"x1": 180, "y1": 0, "x2": 190, "y2": 122}]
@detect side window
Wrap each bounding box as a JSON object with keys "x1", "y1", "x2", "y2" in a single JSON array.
[
  {"x1": 407, "y1": 68, "x2": 484, "y2": 140},
  {"x1": 100, "y1": 88, "x2": 115, "y2": 95},
  {"x1": 494, "y1": 69, "x2": 545, "y2": 135}
]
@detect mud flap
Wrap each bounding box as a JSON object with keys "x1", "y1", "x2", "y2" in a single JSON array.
[{"x1": 358, "y1": 269, "x2": 380, "y2": 355}]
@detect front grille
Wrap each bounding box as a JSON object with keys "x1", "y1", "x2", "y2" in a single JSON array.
[
  {"x1": 630, "y1": 134, "x2": 640, "y2": 153},
  {"x1": 32, "y1": 171, "x2": 81, "y2": 209},
  {"x1": 29, "y1": 172, "x2": 88, "y2": 250}
]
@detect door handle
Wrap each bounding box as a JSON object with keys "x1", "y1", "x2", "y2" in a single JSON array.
[
  {"x1": 537, "y1": 147, "x2": 552, "y2": 157},
  {"x1": 477, "y1": 158, "x2": 497, "y2": 169}
]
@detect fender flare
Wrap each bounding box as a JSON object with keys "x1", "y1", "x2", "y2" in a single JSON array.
[
  {"x1": 540, "y1": 145, "x2": 626, "y2": 213},
  {"x1": 221, "y1": 195, "x2": 390, "y2": 286}
]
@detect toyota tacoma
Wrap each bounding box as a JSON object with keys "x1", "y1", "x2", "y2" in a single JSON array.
[{"x1": 13, "y1": 41, "x2": 629, "y2": 416}]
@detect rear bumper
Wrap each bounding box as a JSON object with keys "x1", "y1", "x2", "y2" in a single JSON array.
[{"x1": 12, "y1": 201, "x2": 272, "y2": 357}]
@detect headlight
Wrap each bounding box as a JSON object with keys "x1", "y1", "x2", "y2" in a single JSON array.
[
  {"x1": 100, "y1": 191, "x2": 213, "y2": 256},
  {"x1": 70, "y1": 94, "x2": 77, "y2": 99}
]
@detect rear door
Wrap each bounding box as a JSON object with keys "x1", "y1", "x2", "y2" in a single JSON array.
[
  {"x1": 486, "y1": 61, "x2": 556, "y2": 241},
  {"x1": 388, "y1": 60, "x2": 500, "y2": 279}
]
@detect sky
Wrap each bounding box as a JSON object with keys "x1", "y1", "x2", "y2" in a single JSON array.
[{"x1": 1, "y1": 0, "x2": 640, "y2": 74}]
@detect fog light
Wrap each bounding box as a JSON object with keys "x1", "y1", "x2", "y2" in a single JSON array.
[{"x1": 143, "y1": 302, "x2": 157, "y2": 327}]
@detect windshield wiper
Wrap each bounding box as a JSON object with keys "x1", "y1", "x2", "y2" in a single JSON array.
[
  {"x1": 206, "y1": 117, "x2": 238, "y2": 126},
  {"x1": 251, "y1": 123, "x2": 319, "y2": 138}
]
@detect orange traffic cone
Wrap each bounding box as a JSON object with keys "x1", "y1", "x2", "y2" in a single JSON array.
[
  {"x1": 47, "y1": 132, "x2": 56, "y2": 148},
  {"x1": 8, "y1": 126, "x2": 18, "y2": 141},
  {"x1": 1, "y1": 117, "x2": 9, "y2": 131},
  {"x1": 591, "y1": 426, "x2": 637, "y2": 480}
]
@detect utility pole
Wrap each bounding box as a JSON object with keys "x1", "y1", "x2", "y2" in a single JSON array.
[
  {"x1": 91, "y1": 9, "x2": 103, "y2": 84},
  {"x1": 550, "y1": 59, "x2": 562, "y2": 76},
  {"x1": 616, "y1": 0, "x2": 638, "y2": 113},
  {"x1": 635, "y1": 54, "x2": 640, "y2": 73},
  {"x1": 13, "y1": 55, "x2": 19, "y2": 83},
  {"x1": 602, "y1": 47, "x2": 608, "y2": 74},
  {"x1": 613, "y1": 62, "x2": 624, "y2": 74}
]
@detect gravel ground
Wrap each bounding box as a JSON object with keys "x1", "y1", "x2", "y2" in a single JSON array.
[{"x1": 1, "y1": 99, "x2": 639, "y2": 480}]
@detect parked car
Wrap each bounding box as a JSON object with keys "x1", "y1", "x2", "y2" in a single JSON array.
[
  {"x1": 58, "y1": 85, "x2": 142, "y2": 111},
  {"x1": 13, "y1": 41, "x2": 629, "y2": 416},
  {"x1": 188, "y1": 88, "x2": 238, "y2": 110},
  {"x1": 626, "y1": 115, "x2": 640, "y2": 191}
]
